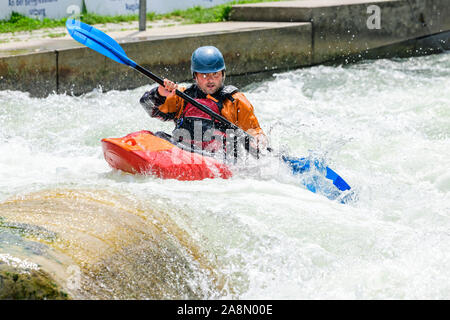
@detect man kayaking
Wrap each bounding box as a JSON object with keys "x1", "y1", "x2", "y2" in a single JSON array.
[{"x1": 140, "y1": 45, "x2": 267, "y2": 155}]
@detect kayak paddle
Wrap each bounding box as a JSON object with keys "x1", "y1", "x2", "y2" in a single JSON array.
[{"x1": 65, "y1": 19, "x2": 354, "y2": 202}]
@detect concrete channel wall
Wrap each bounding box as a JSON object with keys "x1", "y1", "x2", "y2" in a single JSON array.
[
  {"x1": 0, "y1": 22, "x2": 312, "y2": 97},
  {"x1": 230, "y1": 0, "x2": 450, "y2": 64},
  {"x1": 57, "y1": 23, "x2": 312, "y2": 96},
  {"x1": 0, "y1": 0, "x2": 449, "y2": 97}
]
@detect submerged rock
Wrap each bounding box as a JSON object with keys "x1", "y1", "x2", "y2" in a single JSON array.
[
  {"x1": 0, "y1": 189, "x2": 228, "y2": 299},
  {"x1": 0, "y1": 265, "x2": 69, "y2": 300}
]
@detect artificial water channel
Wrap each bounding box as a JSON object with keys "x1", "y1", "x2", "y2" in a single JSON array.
[{"x1": 0, "y1": 51, "x2": 449, "y2": 299}]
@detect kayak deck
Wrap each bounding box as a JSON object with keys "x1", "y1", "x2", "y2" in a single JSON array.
[{"x1": 101, "y1": 130, "x2": 233, "y2": 180}]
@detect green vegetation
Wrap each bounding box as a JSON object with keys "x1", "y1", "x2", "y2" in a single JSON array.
[
  {"x1": 0, "y1": 0, "x2": 282, "y2": 34},
  {"x1": 47, "y1": 32, "x2": 67, "y2": 38},
  {"x1": 0, "y1": 12, "x2": 65, "y2": 33}
]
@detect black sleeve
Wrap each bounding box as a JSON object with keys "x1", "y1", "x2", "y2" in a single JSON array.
[
  {"x1": 139, "y1": 87, "x2": 175, "y2": 121},
  {"x1": 140, "y1": 86, "x2": 165, "y2": 110}
]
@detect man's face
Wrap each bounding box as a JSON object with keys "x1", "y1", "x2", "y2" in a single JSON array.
[{"x1": 195, "y1": 71, "x2": 224, "y2": 95}]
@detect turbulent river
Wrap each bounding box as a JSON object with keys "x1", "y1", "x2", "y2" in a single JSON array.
[{"x1": 0, "y1": 52, "x2": 449, "y2": 299}]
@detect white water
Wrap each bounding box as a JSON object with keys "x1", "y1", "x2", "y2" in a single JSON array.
[{"x1": 1, "y1": 52, "x2": 450, "y2": 299}]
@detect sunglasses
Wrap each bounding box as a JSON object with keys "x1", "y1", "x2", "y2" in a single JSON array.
[{"x1": 197, "y1": 72, "x2": 222, "y2": 79}]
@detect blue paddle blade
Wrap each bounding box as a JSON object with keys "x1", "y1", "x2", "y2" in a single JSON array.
[
  {"x1": 66, "y1": 19, "x2": 137, "y2": 68},
  {"x1": 282, "y1": 155, "x2": 353, "y2": 202},
  {"x1": 325, "y1": 167, "x2": 351, "y2": 191}
]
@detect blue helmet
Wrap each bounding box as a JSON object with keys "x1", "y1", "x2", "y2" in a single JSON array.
[{"x1": 191, "y1": 46, "x2": 226, "y2": 75}]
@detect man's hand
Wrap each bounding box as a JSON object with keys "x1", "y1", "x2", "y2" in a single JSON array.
[{"x1": 158, "y1": 79, "x2": 178, "y2": 97}]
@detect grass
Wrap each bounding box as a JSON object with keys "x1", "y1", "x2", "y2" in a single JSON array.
[
  {"x1": 0, "y1": 0, "x2": 283, "y2": 34},
  {"x1": 0, "y1": 12, "x2": 66, "y2": 33},
  {"x1": 47, "y1": 32, "x2": 67, "y2": 38}
]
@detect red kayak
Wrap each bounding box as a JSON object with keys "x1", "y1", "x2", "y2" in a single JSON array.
[{"x1": 101, "y1": 130, "x2": 232, "y2": 180}]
